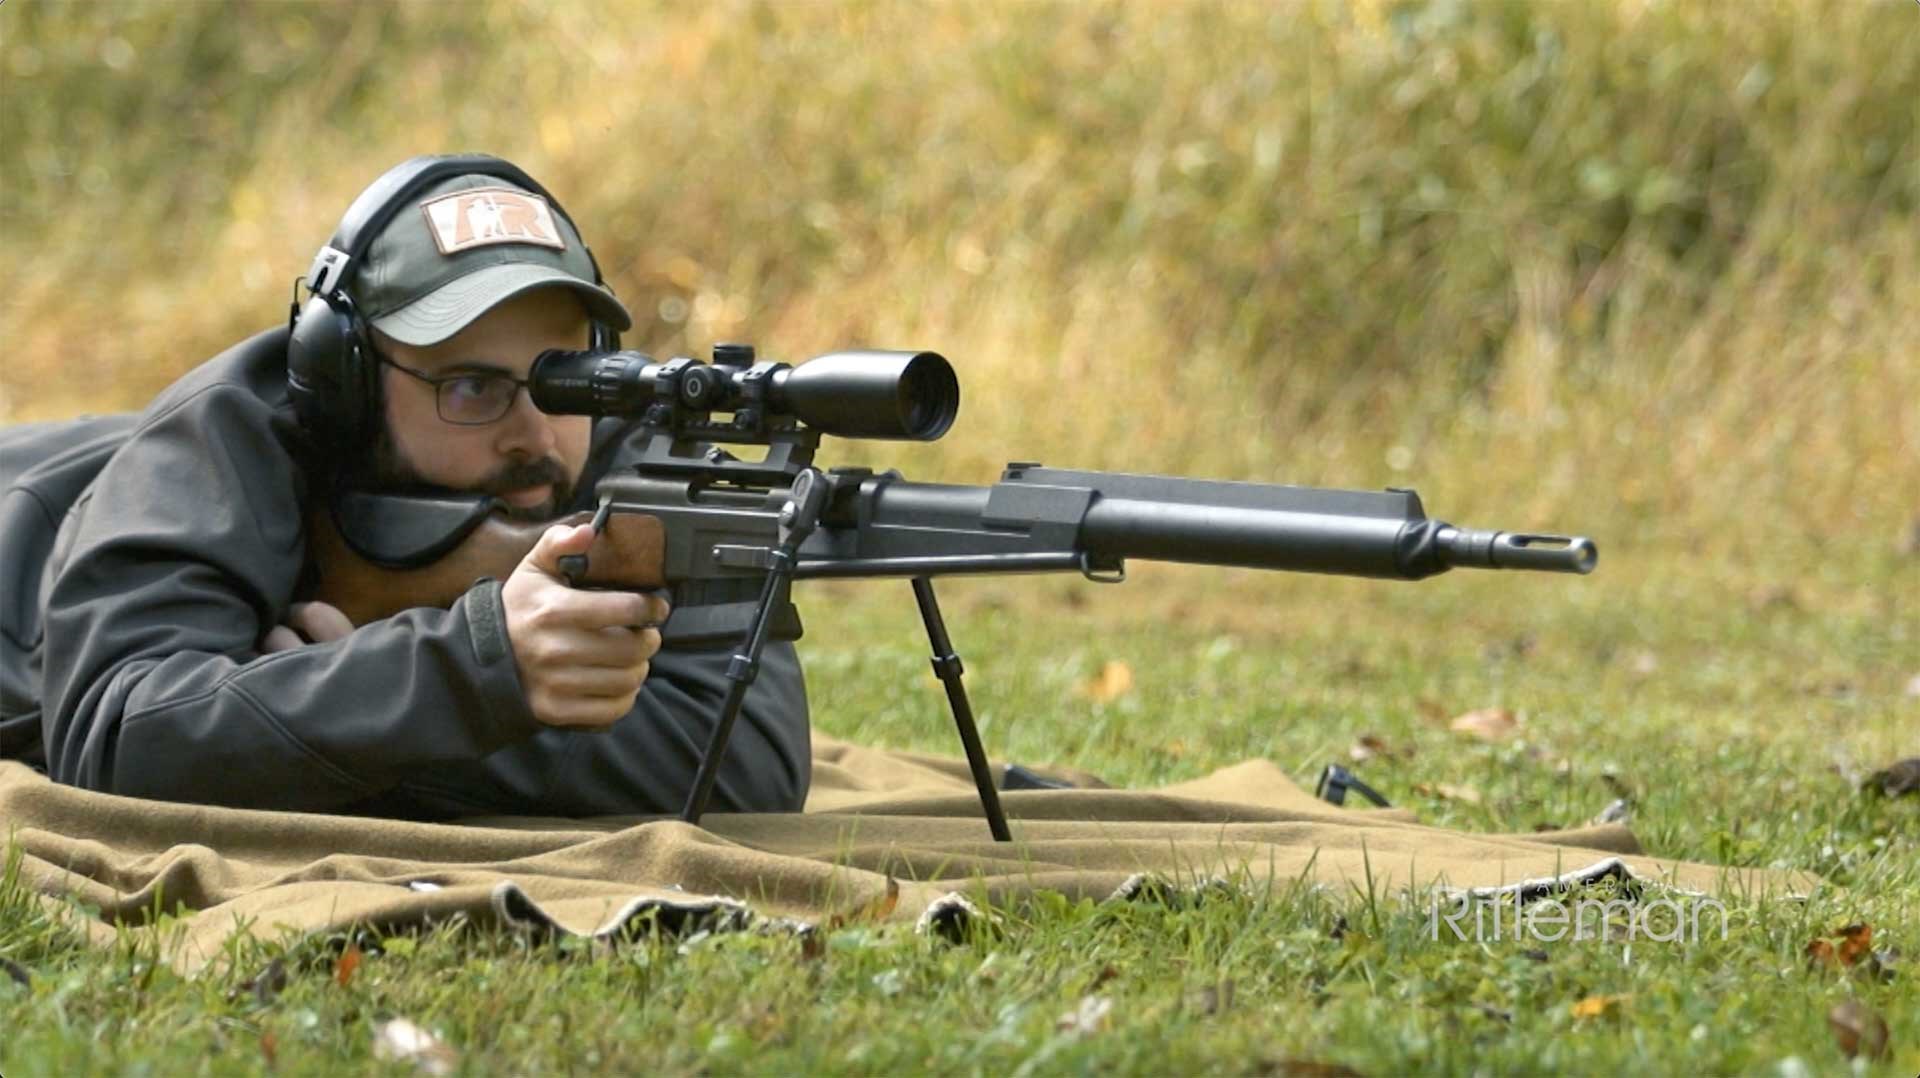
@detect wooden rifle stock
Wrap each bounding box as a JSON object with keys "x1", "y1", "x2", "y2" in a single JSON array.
[{"x1": 304, "y1": 505, "x2": 668, "y2": 626}]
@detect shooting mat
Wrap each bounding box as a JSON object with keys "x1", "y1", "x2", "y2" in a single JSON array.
[{"x1": 0, "y1": 739, "x2": 1821, "y2": 974}]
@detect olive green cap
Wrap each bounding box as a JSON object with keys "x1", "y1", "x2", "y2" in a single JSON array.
[{"x1": 349, "y1": 173, "x2": 631, "y2": 346}]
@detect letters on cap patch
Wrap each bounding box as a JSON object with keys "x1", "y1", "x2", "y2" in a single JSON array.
[{"x1": 418, "y1": 187, "x2": 566, "y2": 256}]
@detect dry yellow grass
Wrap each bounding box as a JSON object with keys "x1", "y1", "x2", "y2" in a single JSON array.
[{"x1": 3, "y1": 0, "x2": 1916, "y2": 580}]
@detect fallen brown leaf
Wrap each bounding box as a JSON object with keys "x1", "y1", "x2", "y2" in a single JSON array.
[
  {"x1": 1414, "y1": 782, "x2": 1483, "y2": 805},
  {"x1": 1807, "y1": 923, "x2": 1876, "y2": 971},
  {"x1": 1449, "y1": 708, "x2": 1518, "y2": 742},
  {"x1": 1827, "y1": 999, "x2": 1891, "y2": 1061},
  {"x1": 334, "y1": 945, "x2": 361, "y2": 989},
  {"x1": 1081, "y1": 660, "x2": 1134, "y2": 703},
  {"x1": 1349, "y1": 734, "x2": 1396, "y2": 764},
  {"x1": 1837, "y1": 923, "x2": 1875, "y2": 966},
  {"x1": 827, "y1": 877, "x2": 901, "y2": 930},
  {"x1": 1571, "y1": 993, "x2": 1631, "y2": 1020}
]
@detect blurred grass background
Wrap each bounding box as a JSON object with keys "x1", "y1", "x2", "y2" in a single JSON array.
[{"x1": 2, "y1": 0, "x2": 1915, "y2": 584}]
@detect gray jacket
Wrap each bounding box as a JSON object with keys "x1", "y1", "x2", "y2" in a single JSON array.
[{"x1": 0, "y1": 327, "x2": 810, "y2": 818}]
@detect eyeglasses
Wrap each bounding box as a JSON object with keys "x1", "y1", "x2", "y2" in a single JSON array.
[{"x1": 378, "y1": 356, "x2": 533, "y2": 426}]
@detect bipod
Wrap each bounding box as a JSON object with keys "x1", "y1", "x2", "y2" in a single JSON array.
[{"x1": 912, "y1": 576, "x2": 1012, "y2": 842}]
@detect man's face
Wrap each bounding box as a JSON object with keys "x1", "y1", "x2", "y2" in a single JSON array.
[{"x1": 368, "y1": 288, "x2": 592, "y2": 521}]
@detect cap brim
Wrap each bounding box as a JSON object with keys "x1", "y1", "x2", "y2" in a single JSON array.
[{"x1": 368, "y1": 262, "x2": 633, "y2": 347}]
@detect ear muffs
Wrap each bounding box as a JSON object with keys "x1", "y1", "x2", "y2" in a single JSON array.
[
  {"x1": 287, "y1": 291, "x2": 383, "y2": 453},
  {"x1": 287, "y1": 154, "x2": 621, "y2": 465}
]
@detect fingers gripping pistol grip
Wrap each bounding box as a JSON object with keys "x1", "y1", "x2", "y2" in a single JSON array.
[
  {"x1": 553, "y1": 505, "x2": 677, "y2": 634},
  {"x1": 557, "y1": 502, "x2": 617, "y2": 586},
  {"x1": 558, "y1": 501, "x2": 804, "y2": 647}
]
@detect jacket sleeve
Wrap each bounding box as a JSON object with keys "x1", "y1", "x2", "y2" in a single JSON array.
[
  {"x1": 39, "y1": 380, "x2": 543, "y2": 810},
  {"x1": 374, "y1": 417, "x2": 812, "y2": 819},
  {"x1": 359, "y1": 639, "x2": 811, "y2": 820}
]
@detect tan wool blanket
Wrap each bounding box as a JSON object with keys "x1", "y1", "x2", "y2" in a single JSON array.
[{"x1": 1, "y1": 739, "x2": 1821, "y2": 973}]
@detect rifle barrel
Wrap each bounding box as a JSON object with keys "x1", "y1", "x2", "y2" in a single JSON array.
[{"x1": 832, "y1": 470, "x2": 1598, "y2": 580}]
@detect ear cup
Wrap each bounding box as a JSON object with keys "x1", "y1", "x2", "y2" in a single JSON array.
[{"x1": 288, "y1": 293, "x2": 380, "y2": 451}]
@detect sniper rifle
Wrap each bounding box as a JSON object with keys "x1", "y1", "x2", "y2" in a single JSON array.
[{"x1": 311, "y1": 343, "x2": 1597, "y2": 839}]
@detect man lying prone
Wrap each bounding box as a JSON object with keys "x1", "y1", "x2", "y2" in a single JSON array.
[{"x1": 0, "y1": 155, "x2": 810, "y2": 819}]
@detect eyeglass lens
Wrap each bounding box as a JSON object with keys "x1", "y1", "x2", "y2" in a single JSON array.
[{"x1": 438, "y1": 374, "x2": 522, "y2": 424}]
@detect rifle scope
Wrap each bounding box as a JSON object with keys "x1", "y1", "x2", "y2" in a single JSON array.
[{"x1": 528, "y1": 345, "x2": 959, "y2": 441}]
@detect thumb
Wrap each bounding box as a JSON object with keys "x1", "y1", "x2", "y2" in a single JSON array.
[{"x1": 515, "y1": 522, "x2": 597, "y2": 581}]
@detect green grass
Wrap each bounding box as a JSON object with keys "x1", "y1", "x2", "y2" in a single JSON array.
[{"x1": 4, "y1": 571, "x2": 1915, "y2": 1075}]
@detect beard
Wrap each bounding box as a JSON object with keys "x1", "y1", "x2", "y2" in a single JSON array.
[{"x1": 358, "y1": 426, "x2": 578, "y2": 523}]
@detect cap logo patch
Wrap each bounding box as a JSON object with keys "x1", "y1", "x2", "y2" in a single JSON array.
[{"x1": 419, "y1": 187, "x2": 566, "y2": 256}]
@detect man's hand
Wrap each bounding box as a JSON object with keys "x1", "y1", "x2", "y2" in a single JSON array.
[
  {"x1": 502, "y1": 522, "x2": 668, "y2": 729},
  {"x1": 260, "y1": 601, "x2": 355, "y2": 653}
]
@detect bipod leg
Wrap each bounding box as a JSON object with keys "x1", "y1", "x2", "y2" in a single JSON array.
[
  {"x1": 911, "y1": 577, "x2": 1012, "y2": 843},
  {"x1": 679, "y1": 569, "x2": 790, "y2": 826},
  {"x1": 682, "y1": 468, "x2": 828, "y2": 827}
]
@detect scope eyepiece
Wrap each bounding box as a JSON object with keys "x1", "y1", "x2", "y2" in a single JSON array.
[{"x1": 527, "y1": 348, "x2": 657, "y2": 416}]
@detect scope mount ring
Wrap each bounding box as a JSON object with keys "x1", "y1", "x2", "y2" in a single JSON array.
[{"x1": 1079, "y1": 552, "x2": 1125, "y2": 584}]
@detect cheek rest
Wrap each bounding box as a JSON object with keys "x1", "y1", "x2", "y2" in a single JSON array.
[{"x1": 327, "y1": 489, "x2": 500, "y2": 569}]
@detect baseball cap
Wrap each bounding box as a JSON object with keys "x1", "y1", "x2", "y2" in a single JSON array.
[{"x1": 347, "y1": 172, "x2": 632, "y2": 346}]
